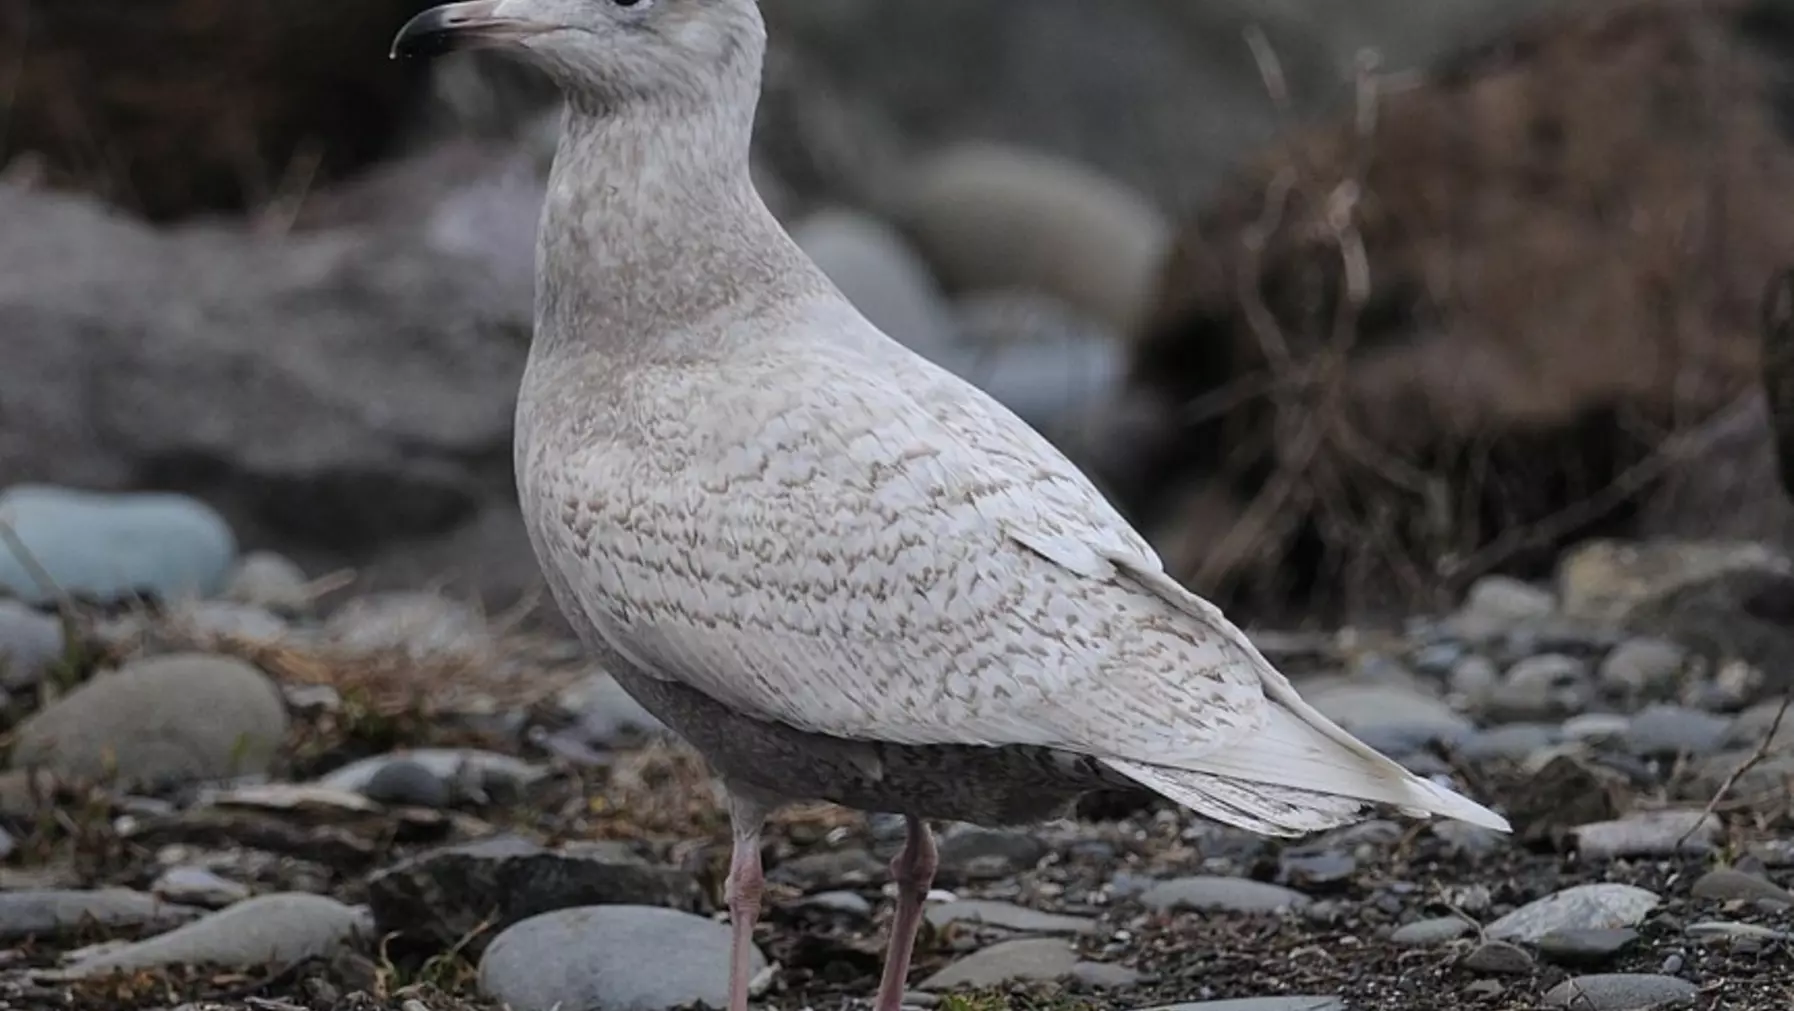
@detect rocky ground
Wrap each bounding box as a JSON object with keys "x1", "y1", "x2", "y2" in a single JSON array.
[{"x1": 0, "y1": 491, "x2": 1791, "y2": 1011}]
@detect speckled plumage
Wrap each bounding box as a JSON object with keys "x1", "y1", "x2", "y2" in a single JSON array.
[{"x1": 391, "y1": 2, "x2": 1507, "y2": 1007}]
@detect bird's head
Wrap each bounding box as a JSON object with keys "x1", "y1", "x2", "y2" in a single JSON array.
[{"x1": 392, "y1": 0, "x2": 765, "y2": 112}]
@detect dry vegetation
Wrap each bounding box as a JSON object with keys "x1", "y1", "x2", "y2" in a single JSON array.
[{"x1": 1110, "y1": 0, "x2": 1794, "y2": 624}]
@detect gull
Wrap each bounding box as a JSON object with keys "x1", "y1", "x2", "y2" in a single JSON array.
[{"x1": 391, "y1": 3, "x2": 1511, "y2": 1010}]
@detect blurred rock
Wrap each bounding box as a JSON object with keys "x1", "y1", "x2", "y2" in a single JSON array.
[
  {"x1": 790, "y1": 208, "x2": 957, "y2": 357},
  {"x1": 0, "y1": 889, "x2": 201, "y2": 942},
  {"x1": 0, "y1": 602, "x2": 64, "y2": 689},
  {"x1": 0, "y1": 0, "x2": 436, "y2": 219},
  {"x1": 939, "y1": 293, "x2": 1128, "y2": 444},
  {"x1": 223, "y1": 551, "x2": 313, "y2": 615},
  {"x1": 51, "y1": 893, "x2": 368, "y2": 978},
  {"x1": 898, "y1": 143, "x2": 1170, "y2": 334},
  {"x1": 12, "y1": 653, "x2": 288, "y2": 788},
  {"x1": 0, "y1": 486, "x2": 236, "y2": 605}
]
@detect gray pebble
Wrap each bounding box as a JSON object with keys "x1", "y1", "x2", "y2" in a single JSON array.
[
  {"x1": 918, "y1": 937, "x2": 1077, "y2": 990},
  {"x1": 1139, "y1": 876, "x2": 1310, "y2": 914},
  {"x1": 1301, "y1": 683, "x2": 1475, "y2": 752},
  {"x1": 1598, "y1": 638, "x2": 1687, "y2": 699},
  {"x1": 320, "y1": 749, "x2": 546, "y2": 796},
  {"x1": 1690, "y1": 868, "x2": 1794, "y2": 906},
  {"x1": 222, "y1": 551, "x2": 312, "y2": 614},
  {"x1": 479, "y1": 905, "x2": 759, "y2": 1011},
  {"x1": 793, "y1": 890, "x2": 873, "y2": 919},
  {"x1": 0, "y1": 889, "x2": 202, "y2": 942},
  {"x1": 1389, "y1": 916, "x2": 1474, "y2": 947},
  {"x1": 360, "y1": 759, "x2": 451, "y2": 808},
  {"x1": 935, "y1": 825, "x2": 1047, "y2": 881},
  {"x1": 12, "y1": 652, "x2": 288, "y2": 788},
  {"x1": 1536, "y1": 928, "x2": 1639, "y2": 965},
  {"x1": 790, "y1": 208, "x2": 956, "y2": 359},
  {"x1": 923, "y1": 899, "x2": 1098, "y2": 936},
  {"x1": 52, "y1": 893, "x2": 367, "y2": 978},
  {"x1": 1460, "y1": 940, "x2": 1534, "y2": 975},
  {"x1": 559, "y1": 672, "x2": 668, "y2": 747},
  {"x1": 1573, "y1": 810, "x2": 1719, "y2": 860},
  {"x1": 1447, "y1": 655, "x2": 1500, "y2": 701},
  {"x1": 0, "y1": 601, "x2": 64, "y2": 689},
  {"x1": 150, "y1": 868, "x2": 253, "y2": 909},
  {"x1": 0, "y1": 485, "x2": 237, "y2": 605},
  {"x1": 1448, "y1": 576, "x2": 1558, "y2": 641},
  {"x1": 1542, "y1": 974, "x2": 1697, "y2": 1009},
  {"x1": 1134, "y1": 999, "x2": 1346, "y2": 1011},
  {"x1": 1488, "y1": 654, "x2": 1593, "y2": 722},
  {"x1": 1459, "y1": 723, "x2": 1561, "y2": 763},
  {"x1": 1486, "y1": 884, "x2": 1661, "y2": 944},
  {"x1": 1623, "y1": 704, "x2": 1732, "y2": 757}
]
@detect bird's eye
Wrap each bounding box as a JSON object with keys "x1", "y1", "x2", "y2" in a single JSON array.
[{"x1": 613, "y1": 0, "x2": 650, "y2": 7}]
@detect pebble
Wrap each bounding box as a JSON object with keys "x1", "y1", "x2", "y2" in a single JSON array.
[
  {"x1": 1689, "y1": 868, "x2": 1794, "y2": 906},
  {"x1": 938, "y1": 293, "x2": 1124, "y2": 438},
  {"x1": 558, "y1": 672, "x2": 668, "y2": 748},
  {"x1": 0, "y1": 889, "x2": 202, "y2": 942},
  {"x1": 1069, "y1": 961, "x2": 1143, "y2": 988},
  {"x1": 151, "y1": 867, "x2": 253, "y2": 909},
  {"x1": 1488, "y1": 654, "x2": 1593, "y2": 722},
  {"x1": 792, "y1": 890, "x2": 873, "y2": 919},
  {"x1": 790, "y1": 208, "x2": 956, "y2": 358},
  {"x1": 935, "y1": 825, "x2": 1048, "y2": 881},
  {"x1": 1460, "y1": 940, "x2": 1535, "y2": 975},
  {"x1": 1536, "y1": 928, "x2": 1639, "y2": 965},
  {"x1": 1447, "y1": 576, "x2": 1559, "y2": 640},
  {"x1": 11, "y1": 652, "x2": 288, "y2": 787},
  {"x1": 1485, "y1": 884, "x2": 1662, "y2": 943},
  {"x1": 1136, "y1": 999, "x2": 1347, "y2": 1011},
  {"x1": 1541, "y1": 973, "x2": 1698, "y2": 1009},
  {"x1": 52, "y1": 893, "x2": 368, "y2": 978},
  {"x1": 1562, "y1": 713, "x2": 1632, "y2": 742},
  {"x1": 1573, "y1": 809, "x2": 1719, "y2": 859},
  {"x1": 923, "y1": 900, "x2": 1099, "y2": 936},
  {"x1": 222, "y1": 551, "x2": 312, "y2": 613},
  {"x1": 368, "y1": 835, "x2": 703, "y2": 952},
  {"x1": 1725, "y1": 699, "x2": 1794, "y2": 749},
  {"x1": 917, "y1": 936, "x2": 1078, "y2": 990},
  {"x1": 1556, "y1": 539, "x2": 1790, "y2": 623},
  {"x1": 0, "y1": 485, "x2": 237, "y2": 604},
  {"x1": 1389, "y1": 916, "x2": 1475, "y2": 947},
  {"x1": 1459, "y1": 723, "x2": 1561, "y2": 762},
  {"x1": 1300, "y1": 682, "x2": 1475, "y2": 752},
  {"x1": 898, "y1": 142, "x2": 1171, "y2": 335},
  {"x1": 769, "y1": 848, "x2": 885, "y2": 891},
  {"x1": 359, "y1": 758, "x2": 452, "y2": 808},
  {"x1": 479, "y1": 906, "x2": 761, "y2": 1011},
  {"x1": 1623, "y1": 704, "x2": 1732, "y2": 757},
  {"x1": 0, "y1": 601, "x2": 63, "y2": 688},
  {"x1": 1277, "y1": 851, "x2": 1356, "y2": 891},
  {"x1": 1598, "y1": 637, "x2": 1687, "y2": 698},
  {"x1": 167, "y1": 601, "x2": 289, "y2": 642},
  {"x1": 318, "y1": 749, "x2": 546, "y2": 797},
  {"x1": 1447, "y1": 655, "x2": 1501, "y2": 701},
  {"x1": 1139, "y1": 876, "x2": 1311, "y2": 914}
]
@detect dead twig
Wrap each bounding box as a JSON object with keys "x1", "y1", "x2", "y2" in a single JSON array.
[{"x1": 1676, "y1": 692, "x2": 1791, "y2": 849}]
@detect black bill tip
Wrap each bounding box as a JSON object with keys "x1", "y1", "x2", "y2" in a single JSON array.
[{"x1": 391, "y1": 6, "x2": 490, "y2": 60}]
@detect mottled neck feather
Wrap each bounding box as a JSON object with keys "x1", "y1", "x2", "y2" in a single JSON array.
[{"x1": 533, "y1": 83, "x2": 825, "y2": 366}]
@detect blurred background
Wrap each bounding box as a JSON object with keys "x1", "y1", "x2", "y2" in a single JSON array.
[
  {"x1": 8, "y1": 0, "x2": 1792, "y2": 631},
  {"x1": 2, "y1": 4, "x2": 1794, "y2": 1009}
]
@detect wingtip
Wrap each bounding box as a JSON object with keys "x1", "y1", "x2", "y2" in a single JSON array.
[{"x1": 1408, "y1": 776, "x2": 1512, "y2": 833}]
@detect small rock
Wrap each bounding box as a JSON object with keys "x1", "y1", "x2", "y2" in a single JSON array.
[
  {"x1": 1725, "y1": 699, "x2": 1794, "y2": 750},
  {"x1": 1486, "y1": 884, "x2": 1661, "y2": 944},
  {"x1": 1573, "y1": 809, "x2": 1719, "y2": 860},
  {"x1": 1070, "y1": 961, "x2": 1143, "y2": 988},
  {"x1": 558, "y1": 672, "x2": 667, "y2": 747},
  {"x1": 1139, "y1": 876, "x2": 1310, "y2": 914},
  {"x1": 0, "y1": 601, "x2": 64, "y2": 689},
  {"x1": 1562, "y1": 713, "x2": 1632, "y2": 742},
  {"x1": 360, "y1": 759, "x2": 451, "y2": 808},
  {"x1": 1557, "y1": 539, "x2": 1791, "y2": 624},
  {"x1": 1459, "y1": 724, "x2": 1561, "y2": 763},
  {"x1": 918, "y1": 936, "x2": 1078, "y2": 990},
  {"x1": 150, "y1": 868, "x2": 253, "y2": 909},
  {"x1": 1448, "y1": 576, "x2": 1558, "y2": 640},
  {"x1": 0, "y1": 889, "x2": 202, "y2": 942},
  {"x1": 790, "y1": 208, "x2": 956, "y2": 358},
  {"x1": 1690, "y1": 868, "x2": 1794, "y2": 906},
  {"x1": 1598, "y1": 638, "x2": 1687, "y2": 699},
  {"x1": 1447, "y1": 655, "x2": 1501, "y2": 701},
  {"x1": 369, "y1": 835, "x2": 704, "y2": 953},
  {"x1": 938, "y1": 293, "x2": 1125, "y2": 439},
  {"x1": 1623, "y1": 705, "x2": 1732, "y2": 757},
  {"x1": 53, "y1": 894, "x2": 367, "y2": 977},
  {"x1": 479, "y1": 906, "x2": 761, "y2": 1011},
  {"x1": 1301, "y1": 682, "x2": 1475, "y2": 752},
  {"x1": 1536, "y1": 928, "x2": 1639, "y2": 965},
  {"x1": 1488, "y1": 654, "x2": 1593, "y2": 722},
  {"x1": 792, "y1": 890, "x2": 873, "y2": 919},
  {"x1": 1460, "y1": 940, "x2": 1534, "y2": 975},
  {"x1": 1389, "y1": 916, "x2": 1475, "y2": 947},
  {"x1": 935, "y1": 825, "x2": 1047, "y2": 881},
  {"x1": 1134, "y1": 999, "x2": 1346, "y2": 1011},
  {"x1": 1686, "y1": 920, "x2": 1793, "y2": 943},
  {"x1": 319, "y1": 749, "x2": 546, "y2": 797},
  {"x1": 322, "y1": 592, "x2": 493, "y2": 661},
  {"x1": 223, "y1": 551, "x2": 312, "y2": 613},
  {"x1": 12, "y1": 653, "x2": 288, "y2": 787},
  {"x1": 898, "y1": 142, "x2": 1170, "y2": 335},
  {"x1": 167, "y1": 601, "x2": 289, "y2": 642},
  {"x1": 1277, "y1": 851, "x2": 1356, "y2": 891},
  {"x1": 769, "y1": 848, "x2": 885, "y2": 890},
  {"x1": 923, "y1": 900, "x2": 1099, "y2": 936},
  {"x1": 1542, "y1": 973, "x2": 1698, "y2": 1009},
  {"x1": 1432, "y1": 821, "x2": 1508, "y2": 860},
  {"x1": 0, "y1": 485, "x2": 237, "y2": 605}
]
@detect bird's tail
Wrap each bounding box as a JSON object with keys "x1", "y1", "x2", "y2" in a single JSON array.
[{"x1": 1102, "y1": 700, "x2": 1511, "y2": 837}]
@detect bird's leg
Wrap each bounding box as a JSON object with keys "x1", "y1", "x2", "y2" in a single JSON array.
[
  {"x1": 724, "y1": 793, "x2": 771, "y2": 1011},
  {"x1": 874, "y1": 815, "x2": 939, "y2": 1011}
]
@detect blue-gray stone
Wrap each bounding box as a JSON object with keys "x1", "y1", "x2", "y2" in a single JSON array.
[
  {"x1": 0, "y1": 485, "x2": 236, "y2": 604},
  {"x1": 1542, "y1": 974, "x2": 1697, "y2": 1009},
  {"x1": 0, "y1": 601, "x2": 64, "y2": 688},
  {"x1": 53, "y1": 894, "x2": 367, "y2": 977}
]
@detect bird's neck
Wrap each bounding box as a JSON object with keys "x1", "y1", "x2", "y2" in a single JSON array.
[{"x1": 532, "y1": 105, "x2": 821, "y2": 364}]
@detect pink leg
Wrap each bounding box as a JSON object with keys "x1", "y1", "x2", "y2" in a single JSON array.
[
  {"x1": 874, "y1": 816, "x2": 939, "y2": 1011},
  {"x1": 725, "y1": 797, "x2": 769, "y2": 1011}
]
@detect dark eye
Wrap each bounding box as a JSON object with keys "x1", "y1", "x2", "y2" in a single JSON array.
[{"x1": 613, "y1": 0, "x2": 647, "y2": 6}]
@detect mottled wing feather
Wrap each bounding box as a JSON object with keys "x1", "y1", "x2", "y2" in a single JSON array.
[{"x1": 537, "y1": 330, "x2": 1271, "y2": 765}]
